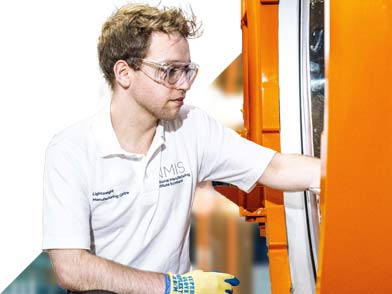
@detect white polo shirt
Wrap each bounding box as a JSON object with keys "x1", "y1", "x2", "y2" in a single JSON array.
[{"x1": 42, "y1": 103, "x2": 275, "y2": 274}]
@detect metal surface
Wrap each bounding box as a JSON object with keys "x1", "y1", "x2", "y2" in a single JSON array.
[
  {"x1": 300, "y1": 0, "x2": 324, "y2": 279},
  {"x1": 317, "y1": 0, "x2": 392, "y2": 293},
  {"x1": 240, "y1": 0, "x2": 292, "y2": 293},
  {"x1": 279, "y1": 0, "x2": 319, "y2": 293}
]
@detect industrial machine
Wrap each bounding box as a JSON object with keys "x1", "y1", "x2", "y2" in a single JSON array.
[{"x1": 214, "y1": 0, "x2": 392, "y2": 293}]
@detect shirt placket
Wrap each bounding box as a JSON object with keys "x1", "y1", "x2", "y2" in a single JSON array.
[{"x1": 141, "y1": 132, "x2": 164, "y2": 203}]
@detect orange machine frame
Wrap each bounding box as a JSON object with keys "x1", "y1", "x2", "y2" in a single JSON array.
[
  {"x1": 317, "y1": 1, "x2": 392, "y2": 293},
  {"x1": 215, "y1": 1, "x2": 392, "y2": 293},
  {"x1": 216, "y1": 0, "x2": 292, "y2": 293}
]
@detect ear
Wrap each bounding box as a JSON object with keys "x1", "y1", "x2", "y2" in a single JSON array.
[{"x1": 113, "y1": 60, "x2": 132, "y2": 89}]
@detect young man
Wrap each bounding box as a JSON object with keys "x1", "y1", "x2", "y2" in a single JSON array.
[{"x1": 43, "y1": 4, "x2": 320, "y2": 294}]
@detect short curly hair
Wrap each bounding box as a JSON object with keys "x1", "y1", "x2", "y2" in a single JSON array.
[{"x1": 98, "y1": 3, "x2": 201, "y2": 88}]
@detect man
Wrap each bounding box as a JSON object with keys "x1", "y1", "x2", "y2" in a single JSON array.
[{"x1": 43, "y1": 3, "x2": 320, "y2": 294}]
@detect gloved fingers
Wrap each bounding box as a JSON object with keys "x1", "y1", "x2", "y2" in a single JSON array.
[
  {"x1": 225, "y1": 289, "x2": 233, "y2": 294},
  {"x1": 224, "y1": 276, "x2": 240, "y2": 286},
  {"x1": 212, "y1": 273, "x2": 240, "y2": 287}
]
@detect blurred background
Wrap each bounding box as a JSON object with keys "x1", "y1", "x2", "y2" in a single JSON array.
[{"x1": 2, "y1": 56, "x2": 272, "y2": 294}]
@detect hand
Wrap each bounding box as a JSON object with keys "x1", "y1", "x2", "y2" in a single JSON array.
[{"x1": 165, "y1": 270, "x2": 240, "y2": 294}]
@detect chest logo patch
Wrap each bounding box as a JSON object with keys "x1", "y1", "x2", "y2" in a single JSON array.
[{"x1": 159, "y1": 161, "x2": 190, "y2": 188}]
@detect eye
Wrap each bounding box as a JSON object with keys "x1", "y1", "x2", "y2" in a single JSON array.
[
  {"x1": 185, "y1": 66, "x2": 196, "y2": 80},
  {"x1": 165, "y1": 66, "x2": 184, "y2": 85}
]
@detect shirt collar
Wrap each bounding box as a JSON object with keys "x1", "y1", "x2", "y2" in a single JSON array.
[{"x1": 91, "y1": 101, "x2": 166, "y2": 159}]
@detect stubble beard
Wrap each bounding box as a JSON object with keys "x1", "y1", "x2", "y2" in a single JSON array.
[
  {"x1": 133, "y1": 87, "x2": 184, "y2": 122},
  {"x1": 153, "y1": 103, "x2": 182, "y2": 121}
]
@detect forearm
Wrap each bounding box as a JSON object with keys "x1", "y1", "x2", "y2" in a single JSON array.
[
  {"x1": 49, "y1": 249, "x2": 165, "y2": 294},
  {"x1": 258, "y1": 153, "x2": 321, "y2": 192}
]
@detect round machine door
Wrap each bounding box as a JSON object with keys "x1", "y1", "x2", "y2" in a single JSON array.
[{"x1": 279, "y1": 0, "x2": 325, "y2": 293}]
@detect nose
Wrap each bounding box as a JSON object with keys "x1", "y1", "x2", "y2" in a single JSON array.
[{"x1": 176, "y1": 77, "x2": 192, "y2": 91}]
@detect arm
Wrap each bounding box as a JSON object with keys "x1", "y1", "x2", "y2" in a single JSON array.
[
  {"x1": 49, "y1": 249, "x2": 165, "y2": 294},
  {"x1": 258, "y1": 153, "x2": 321, "y2": 192},
  {"x1": 49, "y1": 249, "x2": 239, "y2": 294}
]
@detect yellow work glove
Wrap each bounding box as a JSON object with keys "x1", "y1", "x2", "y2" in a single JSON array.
[{"x1": 164, "y1": 270, "x2": 240, "y2": 294}]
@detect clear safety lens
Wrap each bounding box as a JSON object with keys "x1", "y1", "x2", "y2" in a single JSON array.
[
  {"x1": 129, "y1": 58, "x2": 199, "y2": 88},
  {"x1": 164, "y1": 64, "x2": 198, "y2": 86}
]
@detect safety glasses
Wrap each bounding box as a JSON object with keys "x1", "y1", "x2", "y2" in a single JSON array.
[{"x1": 128, "y1": 58, "x2": 199, "y2": 88}]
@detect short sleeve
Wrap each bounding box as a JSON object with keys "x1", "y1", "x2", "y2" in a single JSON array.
[
  {"x1": 196, "y1": 110, "x2": 276, "y2": 192},
  {"x1": 42, "y1": 141, "x2": 91, "y2": 250}
]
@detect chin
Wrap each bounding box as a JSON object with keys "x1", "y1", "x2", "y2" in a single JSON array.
[
  {"x1": 160, "y1": 113, "x2": 179, "y2": 121},
  {"x1": 153, "y1": 108, "x2": 180, "y2": 121}
]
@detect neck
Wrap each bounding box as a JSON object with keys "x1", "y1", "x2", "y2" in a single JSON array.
[{"x1": 110, "y1": 91, "x2": 157, "y2": 155}]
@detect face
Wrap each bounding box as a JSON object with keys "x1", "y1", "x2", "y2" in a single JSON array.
[{"x1": 129, "y1": 32, "x2": 193, "y2": 121}]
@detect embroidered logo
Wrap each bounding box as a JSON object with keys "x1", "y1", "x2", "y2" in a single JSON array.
[
  {"x1": 92, "y1": 189, "x2": 129, "y2": 201},
  {"x1": 159, "y1": 161, "x2": 190, "y2": 188}
]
